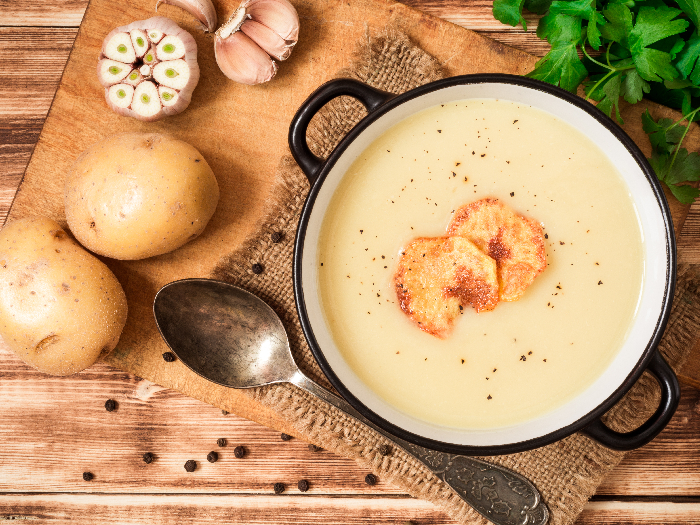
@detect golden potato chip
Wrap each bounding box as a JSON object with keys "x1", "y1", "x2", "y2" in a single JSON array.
[
  {"x1": 447, "y1": 198, "x2": 546, "y2": 301},
  {"x1": 394, "y1": 236, "x2": 499, "y2": 338}
]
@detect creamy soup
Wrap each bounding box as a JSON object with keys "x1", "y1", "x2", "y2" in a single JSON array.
[{"x1": 317, "y1": 99, "x2": 644, "y2": 429}]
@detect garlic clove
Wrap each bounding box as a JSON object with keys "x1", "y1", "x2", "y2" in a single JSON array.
[
  {"x1": 103, "y1": 32, "x2": 137, "y2": 63},
  {"x1": 240, "y1": 19, "x2": 292, "y2": 61},
  {"x1": 132, "y1": 81, "x2": 162, "y2": 119},
  {"x1": 214, "y1": 30, "x2": 277, "y2": 85},
  {"x1": 244, "y1": 0, "x2": 299, "y2": 43},
  {"x1": 107, "y1": 84, "x2": 135, "y2": 108},
  {"x1": 130, "y1": 29, "x2": 149, "y2": 58},
  {"x1": 157, "y1": 35, "x2": 187, "y2": 61},
  {"x1": 155, "y1": 0, "x2": 218, "y2": 33},
  {"x1": 143, "y1": 45, "x2": 159, "y2": 66},
  {"x1": 158, "y1": 86, "x2": 179, "y2": 107},
  {"x1": 153, "y1": 60, "x2": 191, "y2": 90},
  {"x1": 124, "y1": 69, "x2": 143, "y2": 86},
  {"x1": 147, "y1": 29, "x2": 165, "y2": 44},
  {"x1": 97, "y1": 58, "x2": 131, "y2": 87}
]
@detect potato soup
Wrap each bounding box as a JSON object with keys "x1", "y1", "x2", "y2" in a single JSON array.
[{"x1": 317, "y1": 99, "x2": 644, "y2": 429}]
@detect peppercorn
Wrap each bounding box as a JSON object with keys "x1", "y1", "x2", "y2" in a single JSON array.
[
  {"x1": 184, "y1": 460, "x2": 196, "y2": 472},
  {"x1": 143, "y1": 452, "x2": 154, "y2": 464},
  {"x1": 271, "y1": 231, "x2": 283, "y2": 243},
  {"x1": 162, "y1": 352, "x2": 176, "y2": 362},
  {"x1": 297, "y1": 479, "x2": 309, "y2": 492},
  {"x1": 308, "y1": 444, "x2": 322, "y2": 452},
  {"x1": 82, "y1": 472, "x2": 94, "y2": 481},
  {"x1": 234, "y1": 446, "x2": 246, "y2": 459},
  {"x1": 364, "y1": 473, "x2": 378, "y2": 486},
  {"x1": 378, "y1": 444, "x2": 391, "y2": 456},
  {"x1": 273, "y1": 482, "x2": 285, "y2": 494},
  {"x1": 280, "y1": 433, "x2": 292, "y2": 441},
  {"x1": 207, "y1": 451, "x2": 218, "y2": 463},
  {"x1": 217, "y1": 438, "x2": 227, "y2": 447},
  {"x1": 252, "y1": 263, "x2": 263, "y2": 274},
  {"x1": 104, "y1": 399, "x2": 117, "y2": 412}
]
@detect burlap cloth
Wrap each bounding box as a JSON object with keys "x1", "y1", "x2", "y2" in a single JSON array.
[{"x1": 211, "y1": 29, "x2": 700, "y2": 525}]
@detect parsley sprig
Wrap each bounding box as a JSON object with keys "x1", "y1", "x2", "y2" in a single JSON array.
[{"x1": 492, "y1": 0, "x2": 700, "y2": 203}]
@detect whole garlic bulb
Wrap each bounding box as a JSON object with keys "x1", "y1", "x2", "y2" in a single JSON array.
[
  {"x1": 97, "y1": 17, "x2": 200, "y2": 121},
  {"x1": 214, "y1": 0, "x2": 300, "y2": 85}
]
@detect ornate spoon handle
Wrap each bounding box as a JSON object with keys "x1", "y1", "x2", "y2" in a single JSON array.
[{"x1": 291, "y1": 371, "x2": 549, "y2": 525}]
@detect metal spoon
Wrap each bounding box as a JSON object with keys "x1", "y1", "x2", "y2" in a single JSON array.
[{"x1": 153, "y1": 278, "x2": 548, "y2": 525}]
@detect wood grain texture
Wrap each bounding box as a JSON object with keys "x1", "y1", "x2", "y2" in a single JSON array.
[{"x1": 0, "y1": 0, "x2": 88, "y2": 27}]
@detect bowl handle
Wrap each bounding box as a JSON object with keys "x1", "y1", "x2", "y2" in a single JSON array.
[
  {"x1": 288, "y1": 78, "x2": 394, "y2": 184},
  {"x1": 581, "y1": 351, "x2": 680, "y2": 450}
]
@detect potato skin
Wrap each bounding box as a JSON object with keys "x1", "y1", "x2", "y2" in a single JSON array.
[
  {"x1": 64, "y1": 132, "x2": 220, "y2": 260},
  {"x1": 0, "y1": 217, "x2": 128, "y2": 376}
]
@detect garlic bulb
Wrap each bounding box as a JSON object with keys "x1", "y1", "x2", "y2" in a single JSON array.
[
  {"x1": 155, "y1": 0, "x2": 218, "y2": 33},
  {"x1": 97, "y1": 17, "x2": 200, "y2": 121},
  {"x1": 214, "y1": 0, "x2": 299, "y2": 85}
]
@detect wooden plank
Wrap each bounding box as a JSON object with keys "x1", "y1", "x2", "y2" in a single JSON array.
[
  {"x1": 1, "y1": 341, "x2": 700, "y2": 497},
  {"x1": 0, "y1": 494, "x2": 453, "y2": 524},
  {"x1": 3, "y1": 493, "x2": 700, "y2": 524},
  {"x1": 679, "y1": 203, "x2": 700, "y2": 264},
  {"x1": 0, "y1": 0, "x2": 88, "y2": 27}
]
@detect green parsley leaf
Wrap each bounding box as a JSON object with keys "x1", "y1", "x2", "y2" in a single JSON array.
[
  {"x1": 669, "y1": 183, "x2": 700, "y2": 204},
  {"x1": 621, "y1": 69, "x2": 651, "y2": 103},
  {"x1": 665, "y1": 148, "x2": 700, "y2": 184},
  {"x1": 628, "y1": 6, "x2": 688, "y2": 81},
  {"x1": 676, "y1": 33, "x2": 700, "y2": 84},
  {"x1": 493, "y1": 0, "x2": 528, "y2": 29},
  {"x1": 537, "y1": 13, "x2": 585, "y2": 45},
  {"x1": 601, "y1": 3, "x2": 633, "y2": 45},
  {"x1": 675, "y1": 0, "x2": 700, "y2": 30},
  {"x1": 590, "y1": 72, "x2": 624, "y2": 122},
  {"x1": 524, "y1": 0, "x2": 553, "y2": 15},
  {"x1": 642, "y1": 110, "x2": 684, "y2": 152},
  {"x1": 527, "y1": 43, "x2": 589, "y2": 92}
]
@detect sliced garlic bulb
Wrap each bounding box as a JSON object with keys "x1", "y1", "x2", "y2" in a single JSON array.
[
  {"x1": 97, "y1": 17, "x2": 200, "y2": 121},
  {"x1": 214, "y1": 0, "x2": 299, "y2": 85}
]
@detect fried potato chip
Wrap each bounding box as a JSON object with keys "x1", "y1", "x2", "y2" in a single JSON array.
[
  {"x1": 394, "y1": 236, "x2": 499, "y2": 338},
  {"x1": 447, "y1": 198, "x2": 546, "y2": 302}
]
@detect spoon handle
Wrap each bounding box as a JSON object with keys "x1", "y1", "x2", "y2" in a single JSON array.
[{"x1": 290, "y1": 371, "x2": 548, "y2": 525}]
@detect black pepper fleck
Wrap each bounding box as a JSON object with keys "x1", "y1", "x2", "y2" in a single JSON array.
[
  {"x1": 487, "y1": 395, "x2": 493, "y2": 400},
  {"x1": 252, "y1": 263, "x2": 263, "y2": 274},
  {"x1": 271, "y1": 231, "x2": 283, "y2": 243},
  {"x1": 379, "y1": 444, "x2": 392, "y2": 456},
  {"x1": 298, "y1": 479, "x2": 310, "y2": 492},
  {"x1": 365, "y1": 473, "x2": 378, "y2": 486},
  {"x1": 544, "y1": 233, "x2": 549, "y2": 239},
  {"x1": 104, "y1": 399, "x2": 117, "y2": 412},
  {"x1": 217, "y1": 438, "x2": 227, "y2": 447},
  {"x1": 510, "y1": 192, "x2": 515, "y2": 197},
  {"x1": 82, "y1": 472, "x2": 94, "y2": 481},
  {"x1": 162, "y1": 352, "x2": 176, "y2": 362},
  {"x1": 207, "y1": 451, "x2": 218, "y2": 463},
  {"x1": 598, "y1": 280, "x2": 603, "y2": 285},
  {"x1": 280, "y1": 433, "x2": 293, "y2": 441},
  {"x1": 143, "y1": 452, "x2": 154, "y2": 464},
  {"x1": 184, "y1": 460, "x2": 196, "y2": 472},
  {"x1": 234, "y1": 446, "x2": 246, "y2": 458},
  {"x1": 273, "y1": 482, "x2": 285, "y2": 494}
]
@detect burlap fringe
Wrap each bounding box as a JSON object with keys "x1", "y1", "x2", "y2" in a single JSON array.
[{"x1": 211, "y1": 28, "x2": 700, "y2": 525}]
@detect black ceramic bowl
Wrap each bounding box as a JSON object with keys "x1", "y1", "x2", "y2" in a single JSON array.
[{"x1": 289, "y1": 74, "x2": 679, "y2": 455}]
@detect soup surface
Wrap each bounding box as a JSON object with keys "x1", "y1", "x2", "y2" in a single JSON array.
[{"x1": 317, "y1": 99, "x2": 644, "y2": 429}]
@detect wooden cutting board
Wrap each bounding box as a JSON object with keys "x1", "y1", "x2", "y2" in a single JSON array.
[{"x1": 7, "y1": 0, "x2": 700, "y2": 432}]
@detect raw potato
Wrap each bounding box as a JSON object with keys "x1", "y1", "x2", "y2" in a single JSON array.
[
  {"x1": 64, "y1": 133, "x2": 219, "y2": 260},
  {"x1": 0, "y1": 217, "x2": 128, "y2": 376}
]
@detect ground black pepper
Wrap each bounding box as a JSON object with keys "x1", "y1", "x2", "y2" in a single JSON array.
[
  {"x1": 184, "y1": 460, "x2": 196, "y2": 472},
  {"x1": 143, "y1": 452, "x2": 154, "y2": 464},
  {"x1": 364, "y1": 473, "x2": 378, "y2": 486},
  {"x1": 308, "y1": 444, "x2": 322, "y2": 452},
  {"x1": 273, "y1": 482, "x2": 285, "y2": 494},
  {"x1": 379, "y1": 444, "x2": 391, "y2": 456},
  {"x1": 298, "y1": 479, "x2": 310, "y2": 492},
  {"x1": 217, "y1": 438, "x2": 227, "y2": 447},
  {"x1": 162, "y1": 352, "x2": 176, "y2": 362},
  {"x1": 104, "y1": 399, "x2": 117, "y2": 412},
  {"x1": 233, "y1": 446, "x2": 246, "y2": 458},
  {"x1": 207, "y1": 451, "x2": 218, "y2": 463},
  {"x1": 280, "y1": 433, "x2": 293, "y2": 441},
  {"x1": 82, "y1": 472, "x2": 94, "y2": 481},
  {"x1": 252, "y1": 263, "x2": 263, "y2": 274},
  {"x1": 271, "y1": 231, "x2": 283, "y2": 243}
]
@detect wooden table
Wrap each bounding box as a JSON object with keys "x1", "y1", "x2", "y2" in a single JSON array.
[{"x1": 1, "y1": 1, "x2": 700, "y2": 523}]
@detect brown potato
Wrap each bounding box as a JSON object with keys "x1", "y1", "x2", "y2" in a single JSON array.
[
  {"x1": 64, "y1": 132, "x2": 219, "y2": 260},
  {"x1": 0, "y1": 217, "x2": 128, "y2": 376}
]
